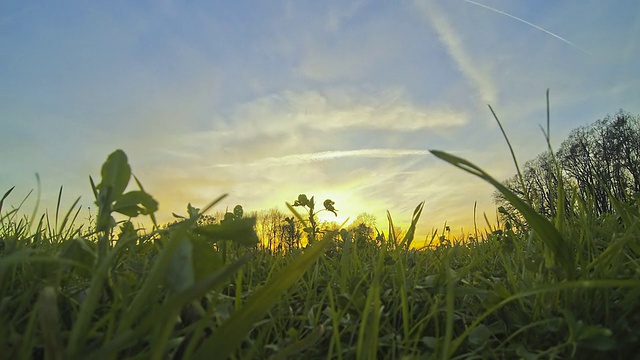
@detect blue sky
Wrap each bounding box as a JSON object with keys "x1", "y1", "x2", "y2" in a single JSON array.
[{"x1": 2, "y1": 1, "x2": 639, "y2": 241}]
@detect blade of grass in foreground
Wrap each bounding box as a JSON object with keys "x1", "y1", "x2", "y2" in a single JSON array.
[
  {"x1": 84, "y1": 253, "x2": 253, "y2": 360},
  {"x1": 488, "y1": 105, "x2": 529, "y2": 205},
  {"x1": 193, "y1": 230, "x2": 336, "y2": 359},
  {"x1": 399, "y1": 201, "x2": 425, "y2": 251},
  {"x1": 117, "y1": 194, "x2": 228, "y2": 334},
  {"x1": 429, "y1": 150, "x2": 575, "y2": 279},
  {"x1": 356, "y1": 280, "x2": 381, "y2": 360},
  {"x1": 450, "y1": 279, "x2": 640, "y2": 355},
  {"x1": 0, "y1": 186, "x2": 15, "y2": 214}
]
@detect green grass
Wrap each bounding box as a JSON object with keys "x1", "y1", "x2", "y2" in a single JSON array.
[{"x1": 2, "y1": 111, "x2": 640, "y2": 358}]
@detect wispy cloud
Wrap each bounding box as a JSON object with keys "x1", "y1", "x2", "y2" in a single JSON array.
[
  {"x1": 413, "y1": 0, "x2": 497, "y2": 104},
  {"x1": 227, "y1": 88, "x2": 469, "y2": 139},
  {"x1": 286, "y1": 3, "x2": 415, "y2": 84},
  {"x1": 462, "y1": 0, "x2": 591, "y2": 55},
  {"x1": 325, "y1": 0, "x2": 367, "y2": 33},
  {"x1": 210, "y1": 148, "x2": 430, "y2": 167}
]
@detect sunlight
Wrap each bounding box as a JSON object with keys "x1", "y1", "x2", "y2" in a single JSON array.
[{"x1": 309, "y1": 191, "x2": 357, "y2": 227}]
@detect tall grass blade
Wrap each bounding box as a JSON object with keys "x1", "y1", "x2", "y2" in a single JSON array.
[
  {"x1": 488, "y1": 105, "x2": 530, "y2": 205},
  {"x1": 58, "y1": 196, "x2": 82, "y2": 239},
  {"x1": 539, "y1": 89, "x2": 566, "y2": 233},
  {"x1": 430, "y1": 150, "x2": 575, "y2": 278},
  {"x1": 356, "y1": 280, "x2": 381, "y2": 360},
  {"x1": 0, "y1": 186, "x2": 15, "y2": 214},
  {"x1": 55, "y1": 187, "x2": 63, "y2": 236},
  {"x1": 38, "y1": 286, "x2": 64, "y2": 360},
  {"x1": 399, "y1": 201, "x2": 425, "y2": 250},
  {"x1": 28, "y1": 173, "x2": 42, "y2": 233},
  {"x1": 86, "y1": 253, "x2": 252, "y2": 359},
  {"x1": 193, "y1": 230, "x2": 336, "y2": 359},
  {"x1": 386, "y1": 211, "x2": 397, "y2": 246}
]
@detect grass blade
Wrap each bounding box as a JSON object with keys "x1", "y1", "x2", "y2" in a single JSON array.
[
  {"x1": 430, "y1": 150, "x2": 575, "y2": 278},
  {"x1": 399, "y1": 201, "x2": 425, "y2": 250},
  {"x1": 0, "y1": 186, "x2": 15, "y2": 214},
  {"x1": 488, "y1": 105, "x2": 530, "y2": 205},
  {"x1": 193, "y1": 230, "x2": 336, "y2": 359}
]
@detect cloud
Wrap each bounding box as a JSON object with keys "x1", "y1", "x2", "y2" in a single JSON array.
[
  {"x1": 158, "y1": 86, "x2": 470, "y2": 178},
  {"x1": 291, "y1": 9, "x2": 408, "y2": 83},
  {"x1": 226, "y1": 88, "x2": 469, "y2": 139},
  {"x1": 211, "y1": 148, "x2": 431, "y2": 167},
  {"x1": 412, "y1": 0, "x2": 497, "y2": 104}
]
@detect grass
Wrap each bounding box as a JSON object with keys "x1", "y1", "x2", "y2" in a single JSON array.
[{"x1": 2, "y1": 105, "x2": 640, "y2": 359}]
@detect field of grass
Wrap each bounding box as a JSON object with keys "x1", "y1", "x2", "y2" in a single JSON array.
[{"x1": 2, "y1": 123, "x2": 640, "y2": 359}]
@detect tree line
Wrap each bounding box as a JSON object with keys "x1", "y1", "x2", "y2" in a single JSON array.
[
  {"x1": 172, "y1": 196, "x2": 382, "y2": 254},
  {"x1": 496, "y1": 110, "x2": 640, "y2": 224}
]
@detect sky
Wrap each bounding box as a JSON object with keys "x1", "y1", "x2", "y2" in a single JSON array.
[{"x1": 2, "y1": 1, "x2": 639, "y2": 243}]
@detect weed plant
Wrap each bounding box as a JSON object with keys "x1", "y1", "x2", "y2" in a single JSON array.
[{"x1": 1, "y1": 99, "x2": 639, "y2": 359}]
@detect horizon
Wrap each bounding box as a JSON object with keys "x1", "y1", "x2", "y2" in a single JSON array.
[{"x1": 2, "y1": 1, "x2": 639, "y2": 243}]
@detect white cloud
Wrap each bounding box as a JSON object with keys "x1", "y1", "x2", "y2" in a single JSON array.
[
  {"x1": 226, "y1": 88, "x2": 469, "y2": 139},
  {"x1": 211, "y1": 148, "x2": 430, "y2": 167}
]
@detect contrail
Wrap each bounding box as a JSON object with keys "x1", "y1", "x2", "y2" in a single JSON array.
[
  {"x1": 462, "y1": 0, "x2": 591, "y2": 55},
  {"x1": 211, "y1": 149, "x2": 430, "y2": 167},
  {"x1": 418, "y1": 0, "x2": 497, "y2": 104}
]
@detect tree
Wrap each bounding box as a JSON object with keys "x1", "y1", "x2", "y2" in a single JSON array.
[
  {"x1": 557, "y1": 110, "x2": 640, "y2": 215},
  {"x1": 346, "y1": 212, "x2": 378, "y2": 246},
  {"x1": 498, "y1": 110, "x2": 640, "y2": 222},
  {"x1": 350, "y1": 212, "x2": 377, "y2": 230},
  {"x1": 281, "y1": 216, "x2": 301, "y2": 251},
  {"x1": 256, "y1": 208, "x2": 286, "y2": 252}
]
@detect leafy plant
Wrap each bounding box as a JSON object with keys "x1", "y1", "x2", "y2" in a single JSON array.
[{"x1": 291, "y1": 194, "x2": 338, "y2": 244}]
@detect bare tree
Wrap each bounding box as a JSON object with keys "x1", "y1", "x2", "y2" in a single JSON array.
[
  {"x1": 257, "y1": 208, "x2": 287, "y2": 252},
  {"x1": 498, "y1": 110, "x2": 639, "y2": 221},
  {"x1": 281, "y1": 216, "x2": 301, "y2": 251},
  {"x1": 558, "y1": 110, "x2": 639, "y2": 215},
  {"x1": 495, "y1": 150, "x2": 572, "y2": 224}
]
